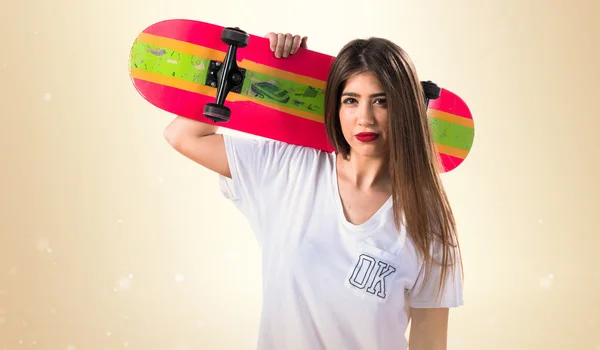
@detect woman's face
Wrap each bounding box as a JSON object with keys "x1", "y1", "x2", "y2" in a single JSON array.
[{"x1": 338, "y1": 72, "x2": 389, "y2": 159}]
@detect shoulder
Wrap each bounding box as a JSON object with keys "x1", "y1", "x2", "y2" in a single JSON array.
[
  {"x1": 218, "y1": 134, "x2": 336, "y2": 237},
  {"x1": 220, "y1": 134, "x2": 335, "y2": 193},
  {"x1": 223, "y1": 134, "x2": 327, "y2": 165}
]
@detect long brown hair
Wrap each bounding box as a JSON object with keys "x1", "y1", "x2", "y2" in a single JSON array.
[{"x1": 324, "y1": 37, "x2": 463, "y2": 301}]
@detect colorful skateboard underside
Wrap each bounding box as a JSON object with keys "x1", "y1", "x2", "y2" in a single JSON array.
[{"x1": 129, "y1": 19, "x2": 474, "y2": 172}]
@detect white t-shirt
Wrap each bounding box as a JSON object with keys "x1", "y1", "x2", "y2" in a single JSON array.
[{"x1": 218, "y1": 134, "x2": 463, "y2": 350}]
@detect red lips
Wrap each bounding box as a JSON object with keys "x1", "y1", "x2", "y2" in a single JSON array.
[{"x1": 355, "y1": 132, "x2": 379, "y2": 142}]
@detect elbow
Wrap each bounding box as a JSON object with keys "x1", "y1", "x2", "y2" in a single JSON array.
[
  {"x1": 163, "y1": 129, "x2": 186, "y2": 154},
  {"x1": 163, "y1": 122, "x2": 184, "y2": 149},
  {"x1": 163, "y1": 126, "x2": 177, "y2": 147},
  {"x1": 163, "y1": 116, "x2": 216, "y2": 148}
]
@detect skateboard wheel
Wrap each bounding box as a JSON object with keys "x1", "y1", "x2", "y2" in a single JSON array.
[
  {"x1": 422, "y1": 80, "x2": 441, "y2": 100},
  {"x1": 203, "y1": 103, "x2": 231, "y2": 123},
  {"x1": 222, "y1": 27, "x2": 249, "y2": 48}
]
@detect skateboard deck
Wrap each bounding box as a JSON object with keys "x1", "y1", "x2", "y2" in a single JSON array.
[{"x1": 129, "y1": 19, "x2": 474, "y2": 173}]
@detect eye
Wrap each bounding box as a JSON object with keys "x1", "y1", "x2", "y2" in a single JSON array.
[
  {"x1": 374, "y1": 98, "x2": 387, "y2": 105},
  {"x1": 342, "y1": 97, "x2": 357, "y2": 104}
]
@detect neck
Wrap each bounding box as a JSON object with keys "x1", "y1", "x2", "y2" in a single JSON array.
[{"x1": 337, "y1": 151, "x2": 390, "y2": 191}]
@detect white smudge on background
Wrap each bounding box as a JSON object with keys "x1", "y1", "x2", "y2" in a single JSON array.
[
  {"x1": 539, "y1": 273, "x2": 554, "y2": 290},
  {"x1": 223, "y1": 251, "x2": 234, "y2": 260},
  {"x1": 43, "y1": 93, "x2": 52, "y2": 101},
  {"x1": 115, "y1": 274, "x2": 134, "y2": 291},
  {"x1": 67, "y1": 345, "x2": 76, "y2": 350},
  {"x1": 174, "y1": 273, "x2": 184, "y2": 283},
  {"x1": 36, "y1": 237, "x2": 52, "y2": 253}
]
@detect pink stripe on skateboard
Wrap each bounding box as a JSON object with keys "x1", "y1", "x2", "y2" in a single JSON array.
[
  {"x1": 428, "y1": 88, "x2": 472, "y2": 120},
  {"x1": 438, "y1": 153, "x2": 465, "y2": 173},
  {"x1": 142, "y1": 19, "x2": 334, "y2": 82},
  {"x1": 133, "y1": 78, "x2": 334, "y2": 152}
]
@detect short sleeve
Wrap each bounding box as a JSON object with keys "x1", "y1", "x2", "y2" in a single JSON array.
[
  {"x1": 219, "y1": 135, "x2": 265, "y2": 209},
  {"x1": 407, "y1": 240, "x2": 464, "y2": 309},
  {"x1": 218, "y1": 134, "x2": 312, "y2": 242}
]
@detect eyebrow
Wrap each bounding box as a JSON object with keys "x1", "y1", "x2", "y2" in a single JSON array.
[{"x1": 341, "y1": 92, "x2": 386, "y2": 98}]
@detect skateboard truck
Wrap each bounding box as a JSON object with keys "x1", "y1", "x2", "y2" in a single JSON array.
[
  {"x1": 421, "y1": 80, "x2": 441, "y2": 107},
  {"x1": 203, "y1": 27, "x2": 250, "y2": 123}
]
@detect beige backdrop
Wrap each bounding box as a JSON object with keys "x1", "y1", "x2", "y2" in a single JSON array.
[{"x1": 1, "y1": 0, "x2": 599, "y2": 349}]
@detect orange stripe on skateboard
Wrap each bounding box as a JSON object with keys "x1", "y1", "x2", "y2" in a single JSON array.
[
  {"x1": 130, "y1": 68, "x2": 324, "y2": 123},
  {"x1": 428, "y1": 109, "x2": 474, "y2": 128},
  {"x1": 436, "y1": 143, "x2": 469, "y2": 159},
  {"x1": 136, "y1": 33, "x2": 327, "y2": 90}
]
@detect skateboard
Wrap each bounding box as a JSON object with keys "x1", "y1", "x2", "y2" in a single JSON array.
[{"x1": 128, "y1": 19, "x2": 475, "y2": 173}]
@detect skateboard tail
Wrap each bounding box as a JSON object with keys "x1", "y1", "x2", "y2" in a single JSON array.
[{"x1": 427, "y1": 88, "x2": 475, "y2": 172}]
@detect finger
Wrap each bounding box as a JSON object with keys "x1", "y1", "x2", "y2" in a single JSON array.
[
  {"x1": 264, "y1": 32, "x2": 277, "y2": 51},
  {"x1": 300, "y1": 36, "x2": 308, "y2": 49},
  {"x1": 282, "y1": 33, "x2": 294, "y2": 57},
  {"x1": 291, "y1": 35, "x2": 302, "y2": 54},
  {"x1": 275, "y1": 33, "x2": 285, "y2": 57}
]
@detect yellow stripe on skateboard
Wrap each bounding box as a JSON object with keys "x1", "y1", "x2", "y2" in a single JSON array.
[
  {"x1": 136, "y1": 33, "x2": 327, "y2": 90},
  {"x1": 435, "y1": 143, "x2": 469, "y2": 159},
  {"x1": 427, "y1": 109, "x2": 474, "y2": 129},
  {"x1": 130, "y1": 68, "x2": 325, "y2": 123}
]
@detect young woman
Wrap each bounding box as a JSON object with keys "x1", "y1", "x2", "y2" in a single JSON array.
[{"x1": 164, "y1": 32, "x2": 464, "y2": 350}]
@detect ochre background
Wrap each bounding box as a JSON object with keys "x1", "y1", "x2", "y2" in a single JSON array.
[{"x1": 1, "y1": 0, "x2": 599, "y2": 349}]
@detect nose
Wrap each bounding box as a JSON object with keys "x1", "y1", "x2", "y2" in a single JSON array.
[{"x1": 357, "y1": 104, "x2": 375, "y2": 125}]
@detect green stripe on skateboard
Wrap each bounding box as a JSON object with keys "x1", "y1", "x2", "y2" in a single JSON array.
[
  {"x1": 130, "y1": 41, "x2": 473, "y2": 152},
  {"x1": 129, "y1": 41, "x2": 325, "y2": 117},
  {"x1": 241, "y1": 70, "x2": 325, "y2": 116},
  {"x1": 429, "y1": 118, "x2": 474, "y2": 151},
  {"x1": 130, "y1": 42, "x2": 212, "y2": 86}
]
